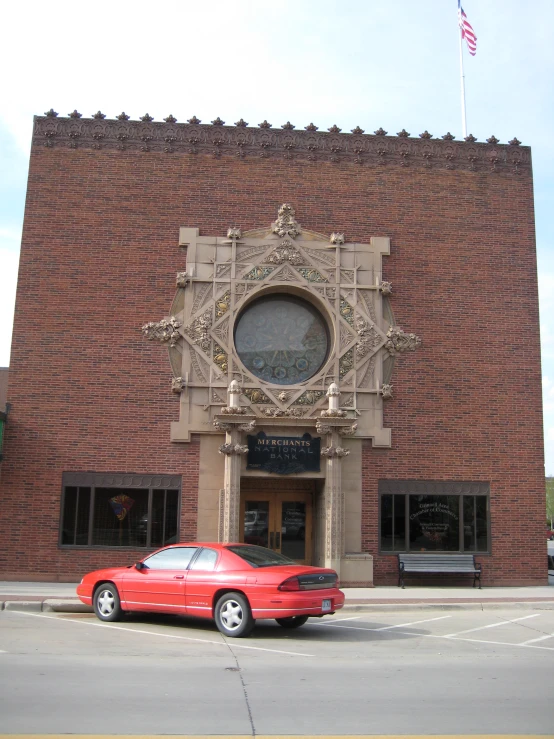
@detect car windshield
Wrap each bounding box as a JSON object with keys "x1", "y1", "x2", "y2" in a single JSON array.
[{"x1": 226, "y1": 545, "x2": 296, "y2": 568}]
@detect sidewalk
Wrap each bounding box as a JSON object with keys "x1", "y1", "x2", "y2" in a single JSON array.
[{"x1": 1, "y1": 580, "x2": 553, "y2": 613}]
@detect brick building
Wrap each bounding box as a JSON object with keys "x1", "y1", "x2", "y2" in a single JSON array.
[{"x1": 0, "y1": 111, "x2": 545, "y2": 585}]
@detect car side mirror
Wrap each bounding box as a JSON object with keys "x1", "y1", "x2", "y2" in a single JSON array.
[{"x1": 135, "y1": 561, "x2": 145, "y2": 570}]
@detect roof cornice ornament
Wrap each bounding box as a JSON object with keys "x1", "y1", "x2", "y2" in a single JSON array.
[{"x1": 31, "y1": 113, "x2": 530, "y2": 174}]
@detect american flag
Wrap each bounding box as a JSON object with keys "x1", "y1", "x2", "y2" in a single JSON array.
[{"x1": 458, "y1": 1, "x2": 477, "y2": 56}]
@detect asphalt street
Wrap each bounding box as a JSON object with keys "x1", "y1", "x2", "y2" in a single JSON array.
[{"x1": 1, "y1": 605, "x2": 552, "y2": 736}]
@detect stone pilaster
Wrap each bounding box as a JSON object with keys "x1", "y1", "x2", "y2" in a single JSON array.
[
  {"x1": 213, "y1": 380, "x2": 255, "y2": 542},
  {"x1": 316, "y1": 383, "x2": 357, "y2": 572}
]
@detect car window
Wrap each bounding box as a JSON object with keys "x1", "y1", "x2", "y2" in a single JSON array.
[
  {"x1": 143, "y1": 547, "x2": 198, "y2": 570},
  {"x1": 189, "y1": 548, "x2": 218, "y2": 571},
  {"x1": 226, "y1": 544, "x2": 295, "y2": 567}
]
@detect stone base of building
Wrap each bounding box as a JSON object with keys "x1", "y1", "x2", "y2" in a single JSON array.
[{"x1": 339, "y1": 552, "x2": 374, "y2": 587}]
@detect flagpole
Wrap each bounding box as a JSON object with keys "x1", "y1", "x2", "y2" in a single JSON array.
[{"x1": 458, "y1": 2, "x2": 468, "y2": 138}]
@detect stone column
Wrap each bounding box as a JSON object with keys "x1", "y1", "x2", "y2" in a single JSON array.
[
  {"x1": 317, "y1": 383, "x2": 357, "y2": 572},
  {"x1": 213, "y1": 381, "x2": 255, "y2": 543}
]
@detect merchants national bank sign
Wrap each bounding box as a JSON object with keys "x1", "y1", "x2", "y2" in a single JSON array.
[{"x1": 142, "y1": 204, "x2": 420, "y2": 580}]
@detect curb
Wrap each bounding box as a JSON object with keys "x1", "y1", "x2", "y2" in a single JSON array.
[
  {"x1": 2, "y1": 598, "x2": 554, "y2": 614},
  {"x1": 342, "y1": 600, "x2": 554, "y2": 612},
  {"x1": 0, "y1": 599, "x2": 93, "y2": 613}
]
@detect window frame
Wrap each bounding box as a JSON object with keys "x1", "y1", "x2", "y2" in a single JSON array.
[
  {"x1": 378, "y1": 480, "x2": 490, "y2": 555},
  {"x1": 59, "y1": 472, "x2": 181, "y2": 549}
]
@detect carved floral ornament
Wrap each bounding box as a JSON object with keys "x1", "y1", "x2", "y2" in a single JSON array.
[
  {"x1": 140, "y1": 204, "x2": 422, "y2": 443},
  {"x1": 35, "y1": 113, "x2": 528, "y2": 173}
]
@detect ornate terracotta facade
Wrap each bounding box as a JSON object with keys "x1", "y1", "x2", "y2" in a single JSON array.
[{"x1": 0, "y1": 112, "x2": 545, "y2": 585}]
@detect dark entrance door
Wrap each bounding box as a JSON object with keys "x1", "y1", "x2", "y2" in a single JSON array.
[{"x1": 240, "y1": 492, "x2": 312, "y2": 565}]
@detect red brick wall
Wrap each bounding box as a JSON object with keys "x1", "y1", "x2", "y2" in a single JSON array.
[{"x1": 0, "y1": 132, "x2": 545, "y2": 583}]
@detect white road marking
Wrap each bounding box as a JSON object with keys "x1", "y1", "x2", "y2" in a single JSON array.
[
  {"x1": 5, "y1": 611, "x2": 315, "y2": 657},
  {"x1": 443, "y1": 613, "x2": 540, "y2": 637},
  {"x1": 396, "y1": 631, "x2": 554, "y2": 652},
  {"x1": 519, "y1": 632, "x2": 554, "y2": 645},
  {"x1": 309, "y1": 615, "x2": 452, "y2": 632},
  {"x1": 372, "y1": 616, "x2": 452, "y2": 631}
]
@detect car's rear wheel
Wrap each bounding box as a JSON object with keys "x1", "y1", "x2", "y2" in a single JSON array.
[
  {"x1": 93, "y1": 583, "x2": 122, "y2": 622},
  {"x1": 275, "y1": 615, "x2": 309, "y2": 629},
  {"x1": 214, "y1": 592, "x2": 255, "y2": 638}
]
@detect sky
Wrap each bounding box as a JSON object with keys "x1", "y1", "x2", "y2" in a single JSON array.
[{"x1": 1, "y1": 0, "x2": 553, "y2": 475}]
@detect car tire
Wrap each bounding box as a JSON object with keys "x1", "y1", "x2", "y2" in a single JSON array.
[
  {"x1": 93, "y1": 582, "x2": 123, "y2": 622},
  {"x1": 214, "y1": 592, "x2": 255, "y2": 638},
  {"x1": 275, "y1": 616, "x2": 309, "y2": 629}
]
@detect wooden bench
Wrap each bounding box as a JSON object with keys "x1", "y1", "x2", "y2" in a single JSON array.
[{"x1": 398, "y1": 553, "x2": 482, "y2": 589}]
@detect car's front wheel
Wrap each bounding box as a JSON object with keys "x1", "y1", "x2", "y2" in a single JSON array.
[
  {"x1": 276, "y1": 616, "x2": 309, "y2": 629},
  {"x1": 214, "y1": 592, "x2": 255, "y2": 637},
  {"x1": 93, "y1": 583, "x2": 122, "y2": 622}
]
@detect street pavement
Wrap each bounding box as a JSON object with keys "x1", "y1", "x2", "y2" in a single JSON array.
[{"x1": 1, "y1": 580, "x2": 553, "y2": 613}]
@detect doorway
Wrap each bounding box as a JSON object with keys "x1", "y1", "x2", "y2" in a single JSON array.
[{"x1": 240, "y1": 491, "x2": 313, "y2": 565}]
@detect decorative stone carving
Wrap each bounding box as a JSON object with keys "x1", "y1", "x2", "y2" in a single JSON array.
[
  {"x1": 264, "y1": 239, "x2": 304, "y2": 265},
  {"x1": 330, "y1": 232, "x2": 345, "y2": 245},
  {"x1": 213, "y1": 419, "x2": 234, "y2": 432},
  {"x1": 219, "y1": 443, "x2": 249, "y2": 455},
  {"x1": 315, "y1": 421, "x2": 333, "y2": 435},
  {"x1": 356, "y1": 316, "x2": 383, "y2": 360},
  {"x1": 184, "y1": 310, "x2": 212, "y2": 352},
  {"x1": 320, "y1": 408, "x2": 347, "y2": 418},
  {"x1": 244, "y1": 266, "x2": 274, "y2": 280},
  {"x1": 215, "y1": 292, "x2": 231, "y2": 318},
  {"x1": 176, "y1": 271, "x2": 189, "y2": 288},
  {"x1": 220, "y1": 406, "x2": 248, "y2": 415},
  {"x1": 296, "y1": 390, "x2": 324, "y2": 405},
  {"x1": 339, "y1": 349, "x2": 354, "y2": 378},
  {"x1": 264, "y1": 407, "x2": 304, "y2": 418},
  {"x1": 172, "y1": 377, "x2": 186, "y2": 393},
  {"x1": 384, "y1": 326, "x2": 422, "y2": 355},
  {"x1": 33, "y1": 115, "x2": 529, "y2": 173},
  {"x1": 379, "y1": 280, "x2": 393, "y2": 295},
  {"x1": 238, "y1": 420, "x2": 256, "y2": 432},
  {"x1": 380, "y1": 383, "x2": 393, "y2": 400},
  {"x1": 142, "y1": 316, "x2": 182, "y2": 346},
  {"x1": 227, "y1": 227, "x2": 242, "y2": 239},
  {"x1": 340, "y1": 299, "x2": 355, "y2": 326},
  {"x1": 297, "y1": 268, "x2": 327, "y2": 283},
  {"x1": 243, "y1": 388, "x2": 271, "y2": 404},
  {"x1": 321, "y1": 446, "x2": 350, "y2": 458},
  {"x1": 338, "y1": 422, "x2": 358, "y2": 436},
  {"x1": 271, "y1": 204, "x2": 302, "y2": 239}
]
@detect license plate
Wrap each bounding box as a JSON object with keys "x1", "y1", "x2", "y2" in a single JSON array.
[{"x1": 322, "y1": 599, "x2": 332, "y2": 612}]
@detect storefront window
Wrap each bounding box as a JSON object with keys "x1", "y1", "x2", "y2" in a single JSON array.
[
  {"x1": 60, "y1": 474, "x2": 180, "y2": 548},
  {"x1": 379, "y1": 481, "x2": 490, "y2": 553}
]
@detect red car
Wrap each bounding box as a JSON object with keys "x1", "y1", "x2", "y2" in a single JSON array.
[{"x1": 77, "y1": 543, "x2": 345, "y2": 638}]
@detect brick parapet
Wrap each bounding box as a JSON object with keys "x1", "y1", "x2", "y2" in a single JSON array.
[{"x1": 32, "y1": 113, "x2": 530, "y2": 175}]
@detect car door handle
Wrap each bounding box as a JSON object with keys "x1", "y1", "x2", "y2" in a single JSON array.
[{"x1": 173, "y1": 575, "x2": 185, "y2": 580}]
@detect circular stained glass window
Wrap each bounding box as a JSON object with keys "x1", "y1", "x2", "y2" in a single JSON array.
[{"x1": 234, "y1": 295, "x2": 330, "y2": 385}]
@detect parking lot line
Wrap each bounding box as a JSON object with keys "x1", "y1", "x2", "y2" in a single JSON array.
[
  {"x1": 443, "y1": 613, "x2": 540, "y2": 637},
  {"x1": 5, "y1": 611, "x2": 315, "y2": 658},
  {"x1": 519, "y1": 632, "x2": 554, "y2": 645},
  {"x1": 309, "y1": 615, "x2": 452, "y2": 632}
]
